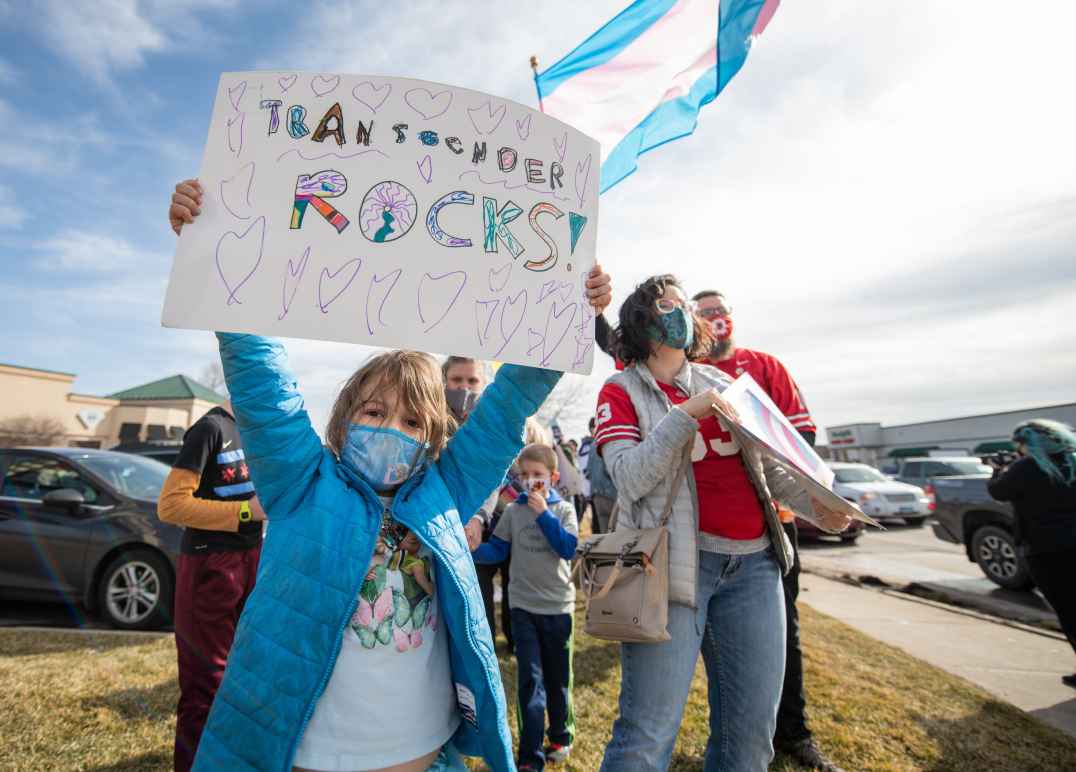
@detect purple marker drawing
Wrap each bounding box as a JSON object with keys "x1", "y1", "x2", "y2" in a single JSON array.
[
  {"x1": 515, "y1": 114, "x2": 532, "y2": 141},
  {"x1": 404, "y1": 88, "x2": 452, "y2": 120},
  {"x1": 279, "y1": 246, "x2": 311, "y2": 319},
  {"x1": 417, "y1": 154, "x2": 433, "y2": 184},
  {"x1": 538, "y1": 280, "x2": 573, "y2": 305},
  {"x1": 494, "y1": 288, "x2": 528, "y2": 358},
  {"x1": 458, "y1": 170, "x2": 569, "y2": 203},
  {"x1": 317, "y1": 257, "x2": 363, "y2": 314},
  {"x1": 466, "y1": 100, "x2": 507, "y2": 135},
  {"x1": 352, "y1": 81, "x2": 392, "y2": 112},
  {"x1": 527, "y1": 328, "x2": 544, "y2": 357},
  {"x1": 540, "y1": 301, "x2": 578, "y2": 367},
  {"x1": 276, "y1": 147, "x2": 388, "y2": 164},
  {"x1": 488, "y1": 262, "x2": 512, "y2": 293},
  {"x1": 474, "y1": 298, "x2": 501, "y2": 347},
  {"x1": 227, "y1": 112, "x2": 245, "y2": 157},
  {"x1": 365, "y1": 268, "x2": 403, "y2": 335},
  {"x1": 572, "y1": 336, "x2": 594, "y2": 370},
  {"x1": 574, "y1": 154, "x2": 593, "y2": 208},
  {"x1": 228, "y1": 81, "x2": 247, "y2": 112},
  {"x1": 219, "y1": 161, "x2": 256, "y2": 220},
  {"x1": 417, "y1": 271, "x2": 467, "y2": 333},
  {"x1": 215, "y1": 216, "x2": 266, "y2": 306},
  {"x1": 311, "y1": 74, "x2": 341, "y2": 97},
  {"x1": 553, "y1": 132, "x2": 568, "y2": 163},
  {"x1": 278, "y1": 74, "x2": 298, "y2": 92}
]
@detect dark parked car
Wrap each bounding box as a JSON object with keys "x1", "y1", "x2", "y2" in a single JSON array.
[
  {"x1": 0, "y1": 447, "x2": 181, "y2": 629},
  {"x1": 930, "y1": 474, "x2": 1032, "y2": 590}
]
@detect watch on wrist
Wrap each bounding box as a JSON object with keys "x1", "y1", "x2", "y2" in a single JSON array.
[{"x1": 238, "y1": 500, "x2": 253, "y2": 523}]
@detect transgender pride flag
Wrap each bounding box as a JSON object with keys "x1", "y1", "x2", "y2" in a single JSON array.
[{"x1": 535, "y1": 0, "x2": 781, "y2": 193}]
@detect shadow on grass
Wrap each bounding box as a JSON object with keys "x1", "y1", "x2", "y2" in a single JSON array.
[
  {"x1": 573, "y1": 635, "x2": 621, "y2": 690},
  {"x1": 81, "y1": 679, "x2": 177, "y2": 722},
  {"x1": 916, "y1": 699, "x2": 1076, "y2": 771},
  {"x1": 85, "y1": 750, "x2": 171, "y2": 771},
  {"x1": 0, "y1": 629, "x2": 165, "y2": 657}
]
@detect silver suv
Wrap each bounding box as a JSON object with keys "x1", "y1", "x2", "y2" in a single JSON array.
[{"x1": 892, "y1": 456, "x2": 993, "y2": 489}]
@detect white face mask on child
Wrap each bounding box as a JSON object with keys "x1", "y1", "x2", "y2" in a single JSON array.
[{"x1": 522, "y1": 476, "x2": 552, "y2": 494}]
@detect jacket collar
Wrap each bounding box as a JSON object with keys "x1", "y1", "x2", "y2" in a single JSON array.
[{"x1": 634, "y1": 358, "x2": 694, "y2": 397}]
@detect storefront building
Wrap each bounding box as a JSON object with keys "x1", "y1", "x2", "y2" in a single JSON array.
[
  {"x1": 825, "y1": 402, "x2": 1076, "y2": 466},
  {"x1": 0, "y1": 362, "x2": 224, "y2": 449}
]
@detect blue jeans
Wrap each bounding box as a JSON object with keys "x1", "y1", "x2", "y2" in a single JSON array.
[
  {"x1": 510, "y1": 608, "x2": 575, "y2": 770},
  {"x1": 600, "y1": 549, "x2": 786, "y2": 772}
]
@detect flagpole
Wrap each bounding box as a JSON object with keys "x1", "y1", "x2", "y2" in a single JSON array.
[{"x1": 530, "y1": 55, "x2": 545, "y2": 113}]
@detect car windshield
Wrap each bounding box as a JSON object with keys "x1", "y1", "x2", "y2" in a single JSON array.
[
  {"x1": 834, "y1": 467, "x2": 887, "y2": 483},
  {"x1": 941, "y1": 460, "x2": 993, "y2": 476},
  {"x1": 77, "y1": 454, "x2": 169, "y2": 501}
]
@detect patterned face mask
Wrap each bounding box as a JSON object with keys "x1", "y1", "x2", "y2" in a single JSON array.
[
  {"x1": 648, "y1": 305, "x2": 695, "y2": 350},
  {"x1": 341, "y1": 424, "x2": 428, "y2": 492}
]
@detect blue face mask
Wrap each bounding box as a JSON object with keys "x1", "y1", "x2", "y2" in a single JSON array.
[
  {"x1": 341, "y1": 424, "x2": 428, "y2": 492},
  {"x1": 648, "y1": 306, "x2": 694, "y2": 350}
]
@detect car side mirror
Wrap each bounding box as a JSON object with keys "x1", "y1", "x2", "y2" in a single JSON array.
[{"x1": 42, "y1": 488, "x2": 86, "y2": 514}]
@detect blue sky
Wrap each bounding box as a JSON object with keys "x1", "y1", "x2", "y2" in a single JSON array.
[{"x1": 3, "y1": 1, "x2": 1075, "y2": 440}]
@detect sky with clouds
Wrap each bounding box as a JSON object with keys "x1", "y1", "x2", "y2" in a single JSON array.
[{"x1": 2, "y1": 0, "x2": 1074, "y2": 442}]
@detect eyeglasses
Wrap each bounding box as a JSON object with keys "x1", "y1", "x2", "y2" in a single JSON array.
[
  {"x1": 696, "y1": 304, "x2": 732, "y2": 320},
  {"x1": 655, "y1": 297, "x2": 697, "y2": 315}
]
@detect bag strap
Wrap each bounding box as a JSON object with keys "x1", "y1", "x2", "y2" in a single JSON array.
[{"x1": 658, "y1": 444, "x2": 693, "y2": 529}]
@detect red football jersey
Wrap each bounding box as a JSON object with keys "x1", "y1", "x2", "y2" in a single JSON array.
[
  {"x1": 705, "y1": 348, "x2": 816, "y2": 434},
  {"x1": 594, "y1": 381, "x2": 765, "y2": 540}
]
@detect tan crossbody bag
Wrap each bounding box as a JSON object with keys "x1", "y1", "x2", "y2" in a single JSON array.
[{"x1": 574, "y1": 445, "x2": 692, "y2": 643}]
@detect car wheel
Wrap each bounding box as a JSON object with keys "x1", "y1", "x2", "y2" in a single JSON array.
[
  {"x1": 904, "y1": 516, "x2": 928, "y2": 527},
  {"x1": 97, "y1": 549, "x2": 173, "y2": 630},
  {"x1": 970, "y1": 525, "x2": 1033, "y2": 590}
]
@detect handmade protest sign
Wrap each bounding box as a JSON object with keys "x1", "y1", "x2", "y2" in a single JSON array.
[
  {"x1": 720, "y1": 375, "x2": 882, "y2": 530},
  {"x1": 162, "y1": 73, "x2": 600, "y2": 373}
]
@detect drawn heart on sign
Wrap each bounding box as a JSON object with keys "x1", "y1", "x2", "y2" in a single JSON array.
[
  {"x1": 311, "y1": 74, "x2": 341, "y2": 97},
  {"x1": 540, "y1": 301, "x2": 578, "y2": 367},
  {"x1": 527, "y1": 328, "x2": 544, "y2": 356},
  {"x1": 417, "y1": 155, "x2": 433, "y2": 184},
  {"x1": 404, "y1": 88, "x2": 452, "y2": 120},
  {"x1": 495, "y1": 288, "x2": 528, "y2": 357},
  {"x1": 466, "y1": 100, "x2": 507, "y2": 135},
  {"x1": 515, "y1": 114, "x2": 532, "y2": 141},
  {"x1": 488, "y1": 262, "x2": 512, "y2": 293},
  {"x1": 553, "y1": 132, "x2": 567, "y2": 163},
  {"x1": 474, "y1": 299, "x2": 501, "y2": 346},
  {"x1": 278, "y1": 74, "x2": 298, "y2": 92},
  {"x1": 279, "y1": 246, "x2": 311, "y2": 320},
  {"x1": 226, "y1": 113, "x2": 245, "y2": 156},
  {"x1": 365, "y1": 268, "x2": 403, "y2": 335},
  {"x1": 219, "y1": 162, "x2": 255, "y2": 220},
  {"x1": 573, "y1": 336, "x2": 594, "y2": 369},
  {"x1": 352, "y1": 81, "x2": 392, "y2": 112},
  {"x1": 317, "y1": 257, "x2": 363, "y2": 313},
  {"x1": 574, "y1": 154, "x2": 593, "y2": 208},
  {"x1": 228, "y1": 81, "x2": 247, "y2": 111},
  {"x1": 418, "y1": 271, "x2": 467, "y2": 332},
  {"x1": 558, "y1": 280, "x2": 574, "y2": 304},
  {"x1": 215, "y1": 216, "x2": 266, "y2": 306}
]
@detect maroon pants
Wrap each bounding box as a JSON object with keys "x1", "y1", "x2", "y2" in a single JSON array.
[{"x1": 173, "y1": 545, "x2": 261, "y2": 772}]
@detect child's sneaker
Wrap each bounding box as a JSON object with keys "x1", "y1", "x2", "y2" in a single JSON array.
[{"x1": 545, "y1": 743, "x2": 572, "y2": 763}]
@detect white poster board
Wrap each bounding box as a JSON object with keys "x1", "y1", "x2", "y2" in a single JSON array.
[
  {"x1": 721, "y1": 374, "x2": 881, "y2": 530},
  {"x1": 162, "y1": 72, "x2": 600, "y2": 373}
]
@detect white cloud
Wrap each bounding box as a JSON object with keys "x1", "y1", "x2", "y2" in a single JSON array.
[
  {"x1": 0, "y1": 186, "x2": 24, "y2": 229},
  {"x1": 38, "y1": 229, "x2": 157, "y2": 273}
]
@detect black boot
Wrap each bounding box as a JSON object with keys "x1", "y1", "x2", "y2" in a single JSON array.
[{"x1": 781, "y1": 738, "x2": 845, "y2": 772}]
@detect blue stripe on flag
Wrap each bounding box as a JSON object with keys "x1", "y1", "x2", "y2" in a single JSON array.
[
  {"x1": 537, "y1": 0, "x2": 679, "y2": 99},
  {"x1": 599, "y1": 0, "x2": 770, "y2": 192},
  {"x1": 217, "y1": 448, "x2": 245, "y2": 464},
  {"x1": 214, "y1": 481, "x2": 255, "y2": 497}
]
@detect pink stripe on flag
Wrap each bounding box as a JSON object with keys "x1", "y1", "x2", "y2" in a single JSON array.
[{"x1": 752, "y1": 0, "x2": 780, "y2": 35}]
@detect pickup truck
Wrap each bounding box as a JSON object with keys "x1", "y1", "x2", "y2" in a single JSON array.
[{"x1": 930, "y1": 474, "x2": 1033, "y2": 590}]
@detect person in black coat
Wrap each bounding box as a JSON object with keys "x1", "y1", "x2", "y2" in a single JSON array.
[{"x1": 988, "y1": 419, "x2": 1076, "y2": 688}]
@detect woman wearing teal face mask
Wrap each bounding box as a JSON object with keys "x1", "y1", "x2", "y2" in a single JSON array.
[{"x1": 594, "y1": 274, "x2": 820, "y2": 772}]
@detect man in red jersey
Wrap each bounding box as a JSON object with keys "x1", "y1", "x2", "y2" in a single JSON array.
[{"x1": 691, "y1": 289, "x2": 839, "y2": 772}]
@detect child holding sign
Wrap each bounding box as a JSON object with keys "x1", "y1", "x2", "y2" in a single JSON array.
[{"x1": 169, "y1": 180, "x2": 611, "y2": 772}]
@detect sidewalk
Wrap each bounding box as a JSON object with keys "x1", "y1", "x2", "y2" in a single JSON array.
[{"x1": 800, "y1": 573, "x2": 1076, "y2": 741}]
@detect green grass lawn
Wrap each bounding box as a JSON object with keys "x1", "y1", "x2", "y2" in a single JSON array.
[{"x1": 2, "y1": 603, "x2": 1074, "y2": 771}]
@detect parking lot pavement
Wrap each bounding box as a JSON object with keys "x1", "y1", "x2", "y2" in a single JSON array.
[
  {"x1": 797, "y1": 521, "x2": 1060, "y2": 630},
  {"x1": 800, "y1": 573, "x2": 1076, "y2": 741}
]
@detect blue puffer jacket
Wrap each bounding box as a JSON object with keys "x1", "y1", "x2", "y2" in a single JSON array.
[{"x1": 193, "y1": 334, "x2": 561, "y2": 771}]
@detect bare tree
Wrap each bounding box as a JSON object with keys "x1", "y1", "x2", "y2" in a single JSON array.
[
  {"x1": 198, "y1": 361, "x2": 228, "y2": 397},
  {"x1": 0, "y1": 415, "x2": 68, "y2": 446},
  {"x1": 535, "y1": 374, "x2": 592, "y2": 431}
]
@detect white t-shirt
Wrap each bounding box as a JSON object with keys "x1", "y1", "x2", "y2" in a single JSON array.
[{"x1": 293, "y1": 499, "x2": 459, "y2": 770}]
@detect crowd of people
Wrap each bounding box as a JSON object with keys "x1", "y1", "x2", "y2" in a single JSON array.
[{"x1": 164, "y1": 179, "x2": 1076, "y2": 772}]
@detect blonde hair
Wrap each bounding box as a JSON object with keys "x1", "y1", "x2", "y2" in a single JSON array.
[
  {"x1": 518, "y1": 443, "x2": 558, "y2": 474},
  {"x1": 523, "y1": 417, "x2": 551, "y2": 447},
  {"x1": 326, "y1": 350, "x2": 454, "y2": 459}
]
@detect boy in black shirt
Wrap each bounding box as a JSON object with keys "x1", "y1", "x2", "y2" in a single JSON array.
[{"x1": 158, "y1": 404, "x2": 264, "y2": 772}]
